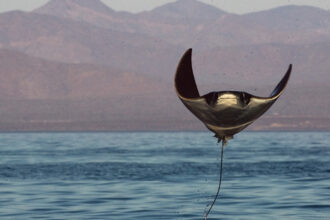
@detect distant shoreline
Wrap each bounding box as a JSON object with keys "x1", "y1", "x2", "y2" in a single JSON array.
[
  {"x1": 0, "y1": 130, "x2": 329, "y2": 134},
  {"x1": 1, "y1": 115, "x2": 330, "y2": 132}
]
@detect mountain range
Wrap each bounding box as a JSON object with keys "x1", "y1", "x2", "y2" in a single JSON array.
[{"x1": 0, "y1": 0, "x2": 329, "y2": 131}]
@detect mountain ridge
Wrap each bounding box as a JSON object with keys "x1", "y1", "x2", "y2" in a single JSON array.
[
  {"x1": 35, "y1": 0, "x2": 116, "y2": 15},
  {"x1": 0, "y1": 10, "x2": 182, "y2": 77},
  {"x1": 141, "y1": 0, "x2": 227, "y2": 20},
  {"x1": 33, "y1": 1, "x2": 330, "y2": 47}
]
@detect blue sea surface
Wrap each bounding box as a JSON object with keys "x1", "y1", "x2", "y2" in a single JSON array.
[{"x1": 0, "y1": 132, "x2": 329, "y2": 219}]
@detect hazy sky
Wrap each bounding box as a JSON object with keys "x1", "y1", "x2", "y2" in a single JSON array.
[{"x1": 0, "y1": 0, "x2": 329, "y2": 14}]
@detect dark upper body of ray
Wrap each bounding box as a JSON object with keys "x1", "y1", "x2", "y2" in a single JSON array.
[{"x1": 175, "y1": 49, "x2": 292, "y2": 144}]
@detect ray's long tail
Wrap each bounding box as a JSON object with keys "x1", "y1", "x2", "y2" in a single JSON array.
[{"x1": 204, "y1": 141, "x2": 225, "y2": 220}]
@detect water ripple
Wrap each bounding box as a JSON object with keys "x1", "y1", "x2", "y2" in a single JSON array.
[{"x1": 0, "y1": 132, "x2": 329, "y2": 219}]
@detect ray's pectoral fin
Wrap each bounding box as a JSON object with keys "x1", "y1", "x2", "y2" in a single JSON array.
[
  {"x1": 175, "y1": 48, "x2": 200, "y2": 99},
  {"x1": 270, "y1": 64, "x2": 292, "y2": 98}
]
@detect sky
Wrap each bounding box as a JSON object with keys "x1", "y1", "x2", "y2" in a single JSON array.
[{"x1": 0, "y1": 0, "x2": 329, "y2": 14}]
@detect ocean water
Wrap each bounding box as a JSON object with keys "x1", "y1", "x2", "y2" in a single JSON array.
[{"x1": 0, "y1": 132, "x2": 329, "y2": 220}]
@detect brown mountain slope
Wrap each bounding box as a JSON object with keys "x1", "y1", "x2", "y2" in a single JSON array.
[
  {"x1": 35, "y1": 0, "x2": 227, "y2": 27},
  {"x1": 0, "y1": 49, "x2": 175, "y2": 131},
  {"x1": 34, "y1": 0, "x2": 228, "y2": 46},
  {"x1": 243, "y1": 5, "x2": 330, "y2": 30},
  {"x1": 139, "y1": 0, "x2": 226, "y2": 21},
  {"x1": 34, "y1": 0, "x2": 137, "y2": 32},
  {"x1": 36, "y1": 0, "x2": 116, "y2": 16},
  {"x1": 0, "y1": 49, "x2": 163, "y2": 100},
  {"x1": 0, "y1": 11, "x2": 182, "y2": 78},
  {"x1": 1, "y1": 10, "x2": 329, "y2": 84},
  {"x1": 34, "y1": 0, "x2": 330, "y2": 48},
  {"x1": 142, "y1": 3, "x2": 330, "y2": 47}
]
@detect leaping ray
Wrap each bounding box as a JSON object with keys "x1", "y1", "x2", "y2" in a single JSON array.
[
  {"x1": 174, "y1": 48, "x2": 292, "y2": 219},
  {"x1": 175, "y1": 48, "x2": 291, "y2": 144}
]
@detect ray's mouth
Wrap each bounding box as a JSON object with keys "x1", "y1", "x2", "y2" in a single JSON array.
[{"x1": 203, "y1": 92, "x2": 251, "y2": 107}]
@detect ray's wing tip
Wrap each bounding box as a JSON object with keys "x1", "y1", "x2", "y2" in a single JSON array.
[
  {"x1": 183, "y1": 48, "x2": 193, "y2": 58},
  {"x1": 269, "y1": 64, "x2": 292, "y2": 98},
  {"x1": 284, "y1": 64, "x2": 293, "y2": 81},
  {"x1": 287, "y1": 64, "x2": 293, "y2": 74},
  {"x1": 177, "y1": 48, "x2": 193, "y2": 67},
  {"x1": 175, "y1": 48, "x2": 200, "y2": 99}
]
